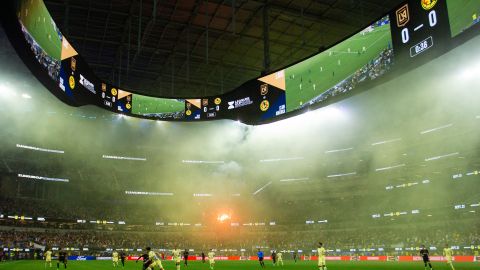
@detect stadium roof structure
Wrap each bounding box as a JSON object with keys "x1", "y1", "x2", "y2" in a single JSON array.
[{"x1": 44, "y1": 0, "x2": 404, "y2": 97}]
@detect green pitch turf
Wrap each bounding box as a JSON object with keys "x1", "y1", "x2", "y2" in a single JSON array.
[
  {"x1": 285, "y1": 20, "x2": 391, "y2": 112},
  {"x1": 17, "y1": 0, "x2": 62, "y2": 60},
  {"x1": 131, "y1": 95, "x2": 185, "y2": 115},
  {"x1": 0, "y1": 260, "x2": 477, "y2": 270},
  {"x1": 446, "y1": 0, "x2": 480, "y2": 37}
]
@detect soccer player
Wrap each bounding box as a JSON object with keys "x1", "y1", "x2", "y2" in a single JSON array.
[
  {"x1": 208, "y1": 249, "x2": 215, "y2": 270},
  {"x1": 172, "y1": 247, "x2": 182, "y2": 270},
  {"x1": 44, "y1": 248, "x2": 53, "y2": 268},
  {"x1": 120, "y1": 251, "x2": 126, "y2": 268},
  {"x1": 293, "y1": 251, "x2": 297, "y2": 263},
  {"x1": 257, "y1": 249, "x2": 265, "y2": 268},
  {"x1": 135, "y1": 251, "x2": 150, "y2": 270},
  {"x1": 420, "y1": 245, "x2": 433, "y2": 270},
  {"x1": 317, "y1": 242, "x2": 326, "y2": 270},
  {"x1": 113, "y1": 250, "x2": 119, "y2": 267},
  {"x1": 183, "y1": 249, "x2": 189, "y2": 267},
  {"x1": 277, "y1": 252, "x2": 283, "y2": 266},
  {"x1": 201, "y1": 252, "x2": 206, "y2": 263},
  {"x1": 271, "y1": 250, "x2": 277, "y2": 266},
  {"x1": 57, "y1": 250, "x2": 67, "y2": 270},
  {"x1": 443, "y1": 244, "x2": 455, "y2": 270},
  {"x1": 146, "y1": 247, "x2": 164, "y2": 270}
]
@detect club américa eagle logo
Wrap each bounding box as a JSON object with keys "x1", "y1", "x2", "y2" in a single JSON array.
[{"x1": 421, "y1": 0, "x2": 437, "y2": 10}]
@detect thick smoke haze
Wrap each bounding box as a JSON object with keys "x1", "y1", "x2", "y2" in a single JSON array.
[{"x1": 0, "y1": 28, "x2": 480, "y2": 229}]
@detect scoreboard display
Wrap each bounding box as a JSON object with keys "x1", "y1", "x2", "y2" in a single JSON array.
[
  {"x1": 390, "y1": 0, "x2": 450, "y2": 62},
  {"x1": 2, "y1": 0, "x2": 479, "y2": 125}
]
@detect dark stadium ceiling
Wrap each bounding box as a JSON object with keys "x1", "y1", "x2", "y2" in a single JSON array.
[{"x1": 44, "y1": 0, "x2": 404, "y2": 97}]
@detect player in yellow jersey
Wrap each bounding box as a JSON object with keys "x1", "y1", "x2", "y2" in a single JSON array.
[
  {"x1": 277, "y1": 252, "x2": 283, "y2": 266},
  {"x1": 44, "y1": 248, "x2": 53, "y2": 268},
  {"x1": 317, "y1": 242, "x2": 327, "y2": 270},
  {"x1": 146, "y1": 247, "x2": 164, "y2": 270},
  {"x1": 207, "y1": 249, "x2": 215, "y2": 270},
  {"x1": 112, "y1": 250, "x2": 119, "y2": 267},
  {"x1": 443, "y1": 244, "x2": 455, "y2": 270},
  {"x1": 172, "y1": 247, "x2": 182, "y2": 270}
]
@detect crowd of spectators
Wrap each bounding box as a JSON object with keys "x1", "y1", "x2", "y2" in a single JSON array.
[
  {"x1": 1, "y1": 221, "x2": 479, "y2": 256},
  {"x1": 302, "y1": 47, "x2": 394, "y2": 109}
]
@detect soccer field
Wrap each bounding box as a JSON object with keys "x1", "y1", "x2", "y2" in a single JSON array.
[
  {"x1": 17, "y1": 0, "x2": 62, "y2": 60},
  {"x1": 131, "y1": 95, "x2": 185, "y2": 115},
  {"x1": 0, "y1": 260, "x2": 477, "y2": 270},
  {"x1": 446, "y1": 0, "x2": 480, "y2": 37},
  {"x1": 285, "y1": 18, "x2": 391, "y2": 112}
]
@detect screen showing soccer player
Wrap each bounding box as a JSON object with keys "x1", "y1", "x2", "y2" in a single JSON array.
[
  {"x1": 446, "y1": 0, "x2": 480, "y2": 37},
  {"x1": 284, "y1": 15, "x2": 393, "y2": 112}
]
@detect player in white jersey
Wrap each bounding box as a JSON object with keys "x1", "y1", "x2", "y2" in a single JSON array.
[
  {"x1": 208, "y1": 249, "x2": 215, "y2": 270},
  {"x1": 443, "y1": 244, "x2": 455, "y2": 270},
  {"x1": 317, "y1": 242, "x2": 327, "y2": 270},
  {"x1": 112, "y1": 250, "x2": 119, "y2": 267},
  {"x1": 172, "y1": 247, "x2": 182, "y2": 270},
  {"x1": 146, "y1": 248, "x2": 164, "y2": 270},
  {"x1": 44, "y1": 248, "x2": 53, "y2": 268},
  {"x1": 276, "y1": 252, "x2": 283, "y2": 266}
]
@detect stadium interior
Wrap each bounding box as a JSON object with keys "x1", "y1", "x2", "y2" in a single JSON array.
[{"x1": 1, "y1": 0, "x2": 480, "y2": 269}]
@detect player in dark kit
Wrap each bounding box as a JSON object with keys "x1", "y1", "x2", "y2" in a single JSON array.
[
  {"x1": 201, "y1": 252, "x2": 206, "y2": 263},
  {"x1": 420, "y1": 245, "x2": 433, "y2": 270},
  {"x1": 257, "y1": 249, "x2": 265, "y2": 268},
  {"x1": 120, "y1": 251, "x2": 126, "y2": 268},
  {"x1": 57, "y1": 251, "x2": 67, "y2": 269},
  {"x1": 271, "y1": 250, "x2": 277, "y2": 266},
  {"x1": 183, "y1": 249, "x2": 189, "y2": 267},
  {"x1": 293, "y1": 251, "x2": 297, "y2": 263},
  {"x1": 136, "y1": 252, "x2": 151, "y2": 270}
]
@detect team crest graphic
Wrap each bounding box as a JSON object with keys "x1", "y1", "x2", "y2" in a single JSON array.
[
  {"x1": 70, "y1": 57, "x2": 76, "y2": 72},
  {"x1": 260, "y1": 100, "x2": 270, "y2": 112},
  {"x1": 421, "y1": 0, "x2": 437, "y2": 10},
  {"x1": 111, "y1": 88, "x2": 117, "y2": 96},
  {"x1": 126, "y1": 103, "x2": 131, "y2": 110},
  {"x1": 396, "y1": 4, "x2": 410, "y2": 27},
  {"x1": 202, "y1": 99, "x2": 208, "y2": 107},
  {"x1": 186, "y1": 110, "x2": 192, "y2": 116},
  {"x1": 214, "y1": 97, "x2": 222, "y2": 105},
  {"x1": 68, "y1": 76, "x2": 75, "y2": 89},
  {"x1": 260, "y1": 84, "x2": 268, "y2": 95},
  {"x1": 101, "y1": 83, "x2": 106, "y2": 92}
]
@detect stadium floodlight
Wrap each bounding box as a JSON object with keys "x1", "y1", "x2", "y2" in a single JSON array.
[
  {"x1": 371, "y1": 138, "x2": 402, "y2": 146},
  {"x1": 420, "y1": 123, "x2": 453, "y2": 134},
  {"x1": 193, "y1": 193, "x2": 212, "y2": 197},
  {"x1": 125, "y1": 191, "x2": 174, "y2": 196},
  {"x1": 0, "y1": 214, "x2": 3, "y2": 218},
  {"x1": 324, "y1": 147, "x2": 353, "y2": 154},
  {"x1": 327, "y1": 172, "x2": 356, "y2": 178},
  {"x1": 16, "y1": 144, "x2": 64, "y2": 154},
  {"x1": 252, "y1": 181, "x2": 272, "y2": 195},
  {"x1": 424, "y1": 152, "x2": 459, "y2": 161},
  {"x1": 103, "y1": 155, "x2": 147, "y2": 161},
  {"x1": 259, "y1": 157, "x2": 304, "y2": 163},
  {"x1": 182, "y1": 160, "x2": 224, "y2": 164},
  {"x1": 375, "y1": 164, "x2": 405, "y2": 172},
  {"x1": 18, "y1": 174, "x2": 69, "y2": 183},
  {"x1": 279, "y1": 177, "x2": 309, "y2": 182}
]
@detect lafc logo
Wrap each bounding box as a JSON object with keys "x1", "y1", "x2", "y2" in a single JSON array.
[
  {"x1": 260, "y1": 100, "x2": 269, "y2": 112},
  {"x1": 70, "y1": 57, "x2": 76, "y2": 71},
  {"x1": 421, "y1": 0, "x2": 437, "y2": 10},
  {"x1": 68, "y1": 75, "x2": 75, "y2": 89},
  {"x1": 260, "y1": 84, "x2": 268, "y2": 95},
  {"x1": 396, "y1": 4, "x2": 410, "y2": 27}
]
